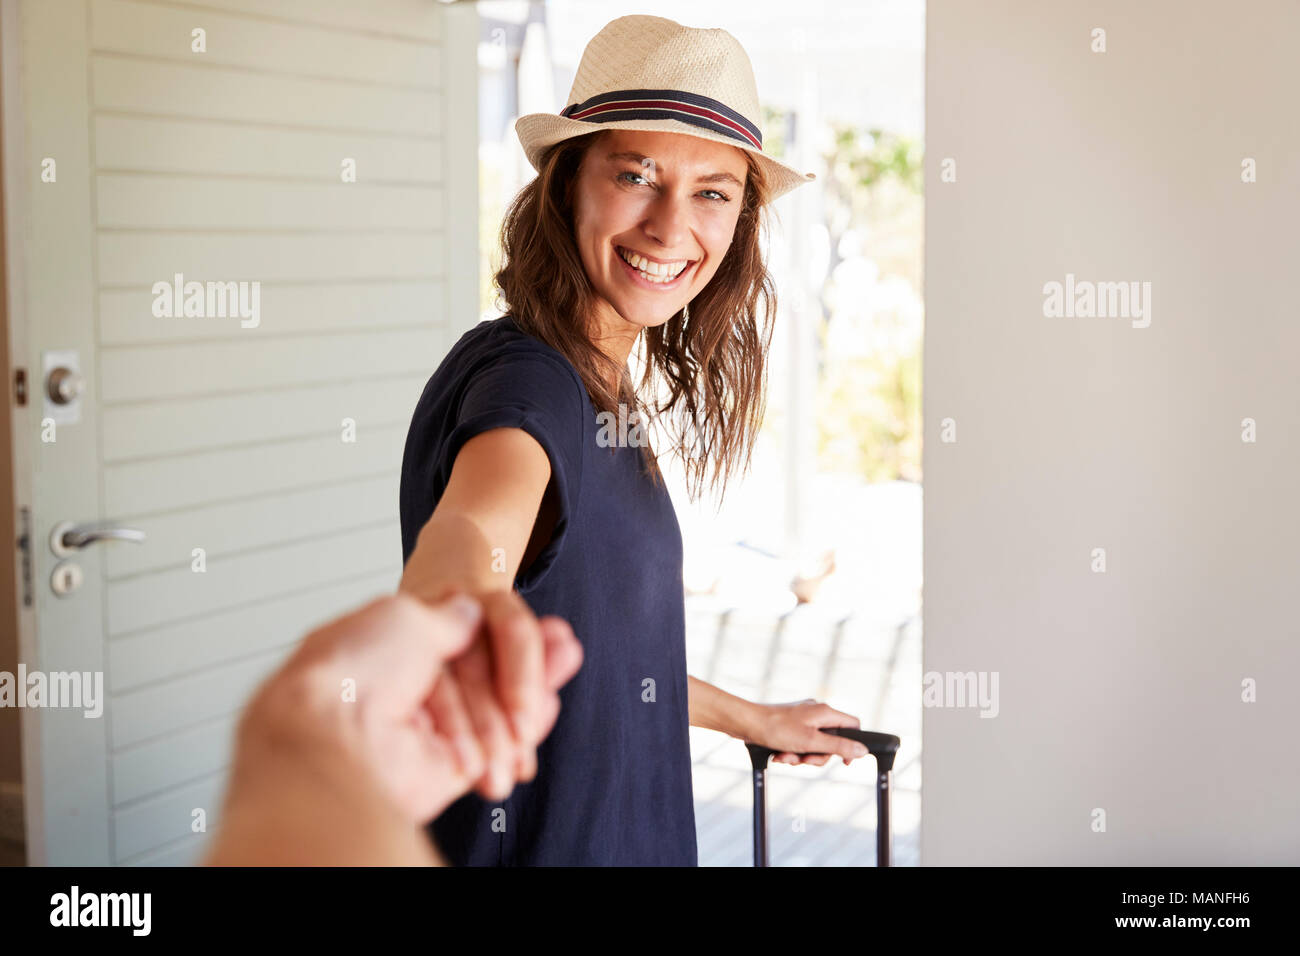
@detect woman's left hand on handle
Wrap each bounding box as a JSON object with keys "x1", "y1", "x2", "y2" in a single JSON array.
[{"x1": 753, "y1": 698, "x2": 869, "y2": 767}]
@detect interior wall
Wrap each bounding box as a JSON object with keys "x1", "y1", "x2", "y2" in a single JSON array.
[{"x1": 923, "y1": 0, "x2": 1300, "y2": 863}]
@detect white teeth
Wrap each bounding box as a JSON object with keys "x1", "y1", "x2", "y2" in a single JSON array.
[{"x1": 618, "y1": 246, "x2": 687, "y2": 283}]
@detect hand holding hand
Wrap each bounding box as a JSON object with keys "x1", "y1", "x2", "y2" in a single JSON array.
[
  {"x1": 236, "y1": 590, "x2": 581, "y2": 828},
  {"x1": 426, "y1": 588, "x2": 584, "y2": 802}
]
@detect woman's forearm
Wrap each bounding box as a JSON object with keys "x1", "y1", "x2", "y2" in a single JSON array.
[
  {"x1": 687, "y1": 675, "x2": 763, "y2": 740},
  {"x1": 400, "y1": 510, "x2": 519, "y2": 604},
  {"x1": 402, "y1": 428, "x2": 553, "y2": 607}
]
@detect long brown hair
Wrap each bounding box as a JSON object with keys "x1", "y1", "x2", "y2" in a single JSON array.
[{"x1": 494, "y1": 129, "x2": 777, "y2": 504}]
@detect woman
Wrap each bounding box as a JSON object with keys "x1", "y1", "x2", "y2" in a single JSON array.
[{"x1": 398, "y1": 14, "x2": 868, "y2": 866}]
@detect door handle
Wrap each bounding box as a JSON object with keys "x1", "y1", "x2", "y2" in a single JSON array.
[{"x1": 49, "y1": 520, "x2": 146, "y2": 558}]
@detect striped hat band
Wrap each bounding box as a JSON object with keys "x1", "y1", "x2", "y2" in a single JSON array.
[
  {"x1": 560, "y1": 88, "x2": 763, "y2": 151},
  {"x1": 514, "y1": 16, "x2": 816, "y2": 201}
]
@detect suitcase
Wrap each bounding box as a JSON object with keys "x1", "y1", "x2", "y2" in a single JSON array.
[{"x1": 744, "y1": 727, "x2": 901, "y2": 866}]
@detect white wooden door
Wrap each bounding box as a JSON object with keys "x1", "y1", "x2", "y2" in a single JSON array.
[{"x1": 1, "y1": 0, "x2": 478, "y2": 865}]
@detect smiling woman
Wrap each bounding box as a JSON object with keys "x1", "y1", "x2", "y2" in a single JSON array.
[
  {"x1": 398, "y1": 14, "x2": 865, "y2": 868},
  {"x1": 498, "y1": 125, "x2": 775, "y2": 499},
  {"x1": 601, "y1": 144, "x2": 744, "y2": 290},
  {"x1": 581, "y1": 135, "x2": 744, "y2": 318}
]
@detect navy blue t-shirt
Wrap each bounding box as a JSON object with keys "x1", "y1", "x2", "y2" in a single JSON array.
[{"x1": 398, "y1": 314, "x2": 697, "y2": 866}]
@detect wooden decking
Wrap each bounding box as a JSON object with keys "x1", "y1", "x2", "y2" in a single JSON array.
[{"x1": 687, "y1": 596, "x2": 921, "y2": 866}]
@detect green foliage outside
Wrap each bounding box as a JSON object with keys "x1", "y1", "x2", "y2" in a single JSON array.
[{"x1": 764, "y1": 105, "x2": 924, "y2": 483}]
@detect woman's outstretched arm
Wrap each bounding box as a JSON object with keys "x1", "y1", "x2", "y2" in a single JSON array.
[{"x1": 400, "y1": 426, "x2": 579, "y2": 799}]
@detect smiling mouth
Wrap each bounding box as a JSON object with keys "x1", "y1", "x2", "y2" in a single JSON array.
[{"x1": 615, "y1": 245, "x2": 695, "y2": 285}]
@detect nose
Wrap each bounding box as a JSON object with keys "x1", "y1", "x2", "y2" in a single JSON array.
[{"x1": 640, "y1": 190, "x2": 692, "y2": 251}]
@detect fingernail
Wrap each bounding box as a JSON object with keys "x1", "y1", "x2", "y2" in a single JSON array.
[
  {"x1": 447, "y1": 593, "x2": 480, "y2": 622},
  {"x1": 494, "y1": 762, "x2": 513, "y2": 799},
  {"x1": 854, "y1": 743, "x2": 869, "y2": 756}
]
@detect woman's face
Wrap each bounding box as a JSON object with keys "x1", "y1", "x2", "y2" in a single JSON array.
[{"x1": 571, "y1": 128, "x2": 750, "y2": 339}]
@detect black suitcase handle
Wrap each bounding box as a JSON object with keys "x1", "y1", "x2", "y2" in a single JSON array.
[{"x1": 744, "y1": 727, "x2": 902, "y2": 867}]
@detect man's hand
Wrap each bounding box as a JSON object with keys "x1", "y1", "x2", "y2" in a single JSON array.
[{"x1": 206, "y1": 591, "x2": 582, "y2": 866}]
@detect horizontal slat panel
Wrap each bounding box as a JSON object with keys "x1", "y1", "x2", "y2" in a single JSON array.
[
  {"x1": 80, "y1": 0, "x2": 458, "y2": 866},
  {"x1": 113, "y1": 773, "x2": 225, "y2": 860},
  {"x1": 108, "y1": 569, "x2": 396, "y2": 695},
  {"x1": 103, "y1": 471, "x2": 400, "y2": 578},
  {"x1": 99, "y1": 327, "x2": 439, "y2": 402},
  {"x1": 106, "y1": 522, "x2": 401, "y2": 636},
  {"x1": 94, "y1": 114, "x2": 441, "y2": 182},
  {"x1": 102, "y1": 371, "x2": 423, "y2": 460},
  {"x1": 97, "y1": 174, "x2": 442, "y2": 230},
  {"x1": 97, "y1": 231, "x2": 443, "y2": 285},
  {"x1": 111, "y1": 647, "x2": 287, "y2": 750},
  {"x1": 110, "y1": 573, "x2": 395, "y2": 806},
  {"x1": 123, "y1": 831, "x2": 212, "y2": 866},
  {"x1": 112, "y1": 715, "x2": 236, "y2": 805},
  {"x1": 99, "y1": 279, "x2": 441, "y2": 345},
  {"x1": 103, "y1": 422, "x2": 407, "y2": 516},
  {"x1": 92, "y1": 0, "x2": 440, "y2": 88},
  {"x1": 91, "y1": 54, "x2": 439, "y2": 134},
  {"x1": 163, "y1": 0, "x2": 441, "y2": 40}
]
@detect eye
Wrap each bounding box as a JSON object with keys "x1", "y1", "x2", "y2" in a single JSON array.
[{"x1": 617, "y1": 171, "x2": 731, "y2": 203}]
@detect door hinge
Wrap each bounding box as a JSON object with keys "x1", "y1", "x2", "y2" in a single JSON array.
[{"x1": 14, "y1": 367, "x2": 26, "y2": 406}]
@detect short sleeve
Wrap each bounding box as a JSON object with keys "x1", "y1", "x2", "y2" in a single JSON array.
[{"x1": 436, "y1": 348, "x2": 586, "y2": 593}]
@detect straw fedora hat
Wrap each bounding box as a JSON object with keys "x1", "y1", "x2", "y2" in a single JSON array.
[{"x1": 514, "y1": 15, "x2": 817, "y2": 202}]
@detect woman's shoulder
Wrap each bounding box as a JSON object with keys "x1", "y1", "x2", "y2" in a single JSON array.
[{"x1": 449, "y1": 314, "x2": 586, "y2": 395}]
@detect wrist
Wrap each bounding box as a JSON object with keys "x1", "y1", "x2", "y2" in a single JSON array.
[{"x1": 725, "y1": 696, "x2": 767, "y2": 742}]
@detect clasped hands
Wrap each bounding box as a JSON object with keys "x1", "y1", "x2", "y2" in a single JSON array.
[{"x1": 230, "y1": 587, "x2": 582, "y2": 841}]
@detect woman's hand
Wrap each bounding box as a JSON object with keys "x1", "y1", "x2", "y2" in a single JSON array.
[
  {"x1": 753, "y1": 698, "x2": 869, "y2": 767},
  {"x1": 427, "y1": 588, "x2": 584, "y2": 802}
]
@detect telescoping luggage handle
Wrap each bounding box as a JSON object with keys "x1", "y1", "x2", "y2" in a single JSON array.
[{"x1": 744, "y1": 727, "x2": 902, "y2": 867}]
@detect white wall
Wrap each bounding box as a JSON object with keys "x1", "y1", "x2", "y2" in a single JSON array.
[{"x1": 923, "y1": 0, "x2": 1300, "y2": 864}]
